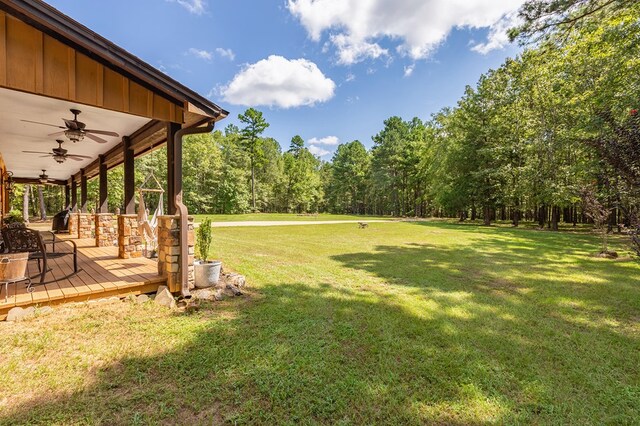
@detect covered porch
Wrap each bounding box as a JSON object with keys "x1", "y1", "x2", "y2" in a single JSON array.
[{"x1": 0, "y1": 0, "x2": 227, "y2": 317}]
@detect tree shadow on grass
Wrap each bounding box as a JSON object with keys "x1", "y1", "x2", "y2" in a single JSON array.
[
  {"x1": 0, "y1": 284, "x2": 534, "y2": 425},
  {"x1": 2, "y1": 276, "x2": 639, "y2": 425},
  {"x1": 334, "y1": 221, "x2": 640, "y2": 331},
  {"x1": 2, "y1": 223, "x2": 639, "y2": 425}
]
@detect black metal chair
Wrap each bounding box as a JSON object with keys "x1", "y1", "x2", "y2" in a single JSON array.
[{"x1": 1, "y1": 227, "x2": 79, "y2": 284}]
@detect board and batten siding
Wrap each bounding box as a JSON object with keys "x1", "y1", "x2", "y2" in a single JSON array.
[{"x1": 0, "y1": 11, "x2": 183, "y2": 123}]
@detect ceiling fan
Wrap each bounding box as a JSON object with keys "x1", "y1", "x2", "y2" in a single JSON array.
[
  {"x1": 22, "y1": 140, "x2": 92, "y2": 164},
  {"x1": 22, "y1": 108, "x2": 119, "y2": 144},
  {"x1": 38, "y1": 170, "x2": 52, "y2": 184}
]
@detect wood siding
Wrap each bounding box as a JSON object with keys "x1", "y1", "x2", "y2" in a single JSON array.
[{"x1": 0, "y1": 12, "x2": 183, "y2": 123}]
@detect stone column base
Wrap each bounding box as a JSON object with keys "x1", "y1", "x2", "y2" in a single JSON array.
[
  {"x1": 68, "y1": 213, "x2": 78, "y2": 237},
  {"x1": 157, "y1": 215, "x2": 195, "y2": 293},
  {"x1": 77, "y1": 213, "x2": 95, "y2": 239},
  {"x1": 117, "y1": 215, "x2": 142, "y2": 258},
  {"x1": 95, "y1": 213, "x2": 117, "y2": 247}
]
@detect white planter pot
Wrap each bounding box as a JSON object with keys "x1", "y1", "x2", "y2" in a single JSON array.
[{"x1": 194, "y1": 260, "x2": 222, "y2": 288}]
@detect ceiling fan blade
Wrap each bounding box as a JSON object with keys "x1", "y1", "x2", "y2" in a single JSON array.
[
  {"x1": 67, "y1": 154, "x2": 92, "y2": 160},
  {"x1": 85, "y1": 133, "x2": 108, "y2": 144},
  {"x1": 85, "y1": 129, "x2": 119, "y2": 137},
  {"x1": 22, "y1": 150, "x2": 52, "y2": 155},
  {"x1": 20, "y1": 119, "x2": 65, "y2": 129},
  {"x1": 40, "y1": 155, "x2": 53, "y2": 158},
  {"x1": 47, "y1": 131, "x2": 66, "y2": 137}
]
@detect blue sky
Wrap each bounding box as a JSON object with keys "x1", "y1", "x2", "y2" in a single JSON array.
[{"x1": 46, "y1": 0, "x2": 524, "y2": 158}]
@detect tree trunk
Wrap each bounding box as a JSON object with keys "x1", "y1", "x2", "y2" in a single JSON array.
[
  {"x1": 38, "y1": 185, "x2": 47, "y2": 220},
  {"x1": 551, "y1": 206, "x2": 559, "y2": 231},
  {"x1": 483, "y1": 206, "x2": 491, "y2": 226},
  {"x1": 538, "y1": 205, "x2": 546, "y2": 228},
  {"x1": 471, "y1": 205, "x2": 477, "y2": 221},
  {"x1": 250, "y1": 160, "x2": 256, "y2": 212},
  {"x1": 22, "y1": 184, "x2": 30, "y2": 223}
]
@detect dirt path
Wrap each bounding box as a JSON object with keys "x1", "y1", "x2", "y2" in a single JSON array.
[{"x1": 202, "y1": 220, "x2": 395, "y2": 228}]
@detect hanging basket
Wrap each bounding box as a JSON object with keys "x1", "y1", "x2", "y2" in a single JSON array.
[{"x1": 0, "y1": 252, "x2": 29, "y2": 281}]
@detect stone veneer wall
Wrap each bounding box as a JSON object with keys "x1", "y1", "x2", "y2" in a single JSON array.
[
  {"x1": 68, "y1": 213, "x2": 78, "y2": 236},
  {"x1": 157, "y1": 215, "x2": 195, "y2": 293},
  {"x1": 95, "y1": 213, "x2": 117, "y2": 247},
  {"x1": 117, "y1": 214, "x2": 142, "y2": 258},
  {"x1": 77, "y1": 213, "x2": 95, "y2": 239}
]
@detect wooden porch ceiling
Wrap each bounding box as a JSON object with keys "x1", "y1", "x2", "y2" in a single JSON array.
[{"x1": 0, "y1": 0, "x2": 227, "y2": 185}]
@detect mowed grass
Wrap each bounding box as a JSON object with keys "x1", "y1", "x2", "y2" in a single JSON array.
[
  {"x1": 1, "y1": 221, "x2": 639, "y2": 425},
  {"x1": 192, "y1": 213, "x2": 391, "y2": 223}
]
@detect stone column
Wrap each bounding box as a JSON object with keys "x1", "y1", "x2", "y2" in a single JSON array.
[
  {"x1": 68, "y1": 213, "x2": 79, "y2": 237},
  {"x1": 157, "y1": 215, "x2": 195, "y2": 293},
  {"x1": 95, "y1": 213, "x2": 117, "y2": 247},
  {"x1": 77, "y1": 213, "x2": 95, "y2": 239},
  {"x1": 117, "y1": 214, "x2": 142, "y2": 258}
]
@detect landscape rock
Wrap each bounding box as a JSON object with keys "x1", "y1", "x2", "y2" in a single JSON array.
[
  {"x1": 192, "y1": 288, "x2": 214, "y2": 301},
  {"x1": 225, "y1": 283, "x2": 244, "y2": 297},
  {"x1": 214, "y1": 288, "x2": 225, "y2": 301},
  {"x1": 37, "y1": 306, "x2": 54, "y2": 316},
  {"x1": 136, "y1": 294, "x2": 150, "y2": 304},
  {"x1": 154, "y1": 286, "x2": 176, "y2": 309},
  {"x1": 225, "y1": 273, "x2": 246, "y2": 288},
  {"x1": 6, "y1": 306, "x2": 36, "y2": 322}
]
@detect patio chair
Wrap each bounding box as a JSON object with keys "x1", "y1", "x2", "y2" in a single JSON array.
[{"x1": 1, "y1": 227, "x2": 78, "y2": 284}]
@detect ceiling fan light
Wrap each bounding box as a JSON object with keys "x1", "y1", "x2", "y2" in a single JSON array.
[{"x1": 65, "y1": 129, "x2": 84, "y2": 142}]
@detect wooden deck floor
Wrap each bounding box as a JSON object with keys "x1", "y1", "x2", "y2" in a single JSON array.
[{"x1": 0, "y1": 238, "x2": 165, "y2": 319}]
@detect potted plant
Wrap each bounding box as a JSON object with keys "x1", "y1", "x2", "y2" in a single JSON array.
[{"x1": 194, "y1": 217, "x2": 222, "y2": 288}]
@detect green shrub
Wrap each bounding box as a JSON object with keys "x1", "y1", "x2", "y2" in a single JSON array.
[
  {"x1": 2, "y1": 210, "x2": 24, "y2": 226},
  {"x1": 196, "y1": 217, "x2": 212, "y2": 261}
]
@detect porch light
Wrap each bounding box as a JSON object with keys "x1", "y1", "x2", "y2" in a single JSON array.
[{"x1": 65, "y1": 129, "x2": 84, "y2": 143}]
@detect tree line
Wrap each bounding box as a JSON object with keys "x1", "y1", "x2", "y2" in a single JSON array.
[{"x1": 13, "y1": 0, "x2": 639, "y2": 235}]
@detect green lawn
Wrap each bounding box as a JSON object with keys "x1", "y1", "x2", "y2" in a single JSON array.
[
  {"x1": 192, "y1": 213, "x2": 392, "y2": 222},
  {"x1": 1, "y1": 222, "x2": 639, "y2": 424}
]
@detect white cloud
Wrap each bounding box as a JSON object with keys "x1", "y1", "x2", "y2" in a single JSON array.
[
  {"x1": 188, "y1": 47, "x2": 235, "y2": 62},
  {"x1": 167, "y1": 0, "x2": 206, "y2": 14},
  {"x1": 345, "y1": 72, "x2": 356, "y2": 82},
  {"x1": 471, "y1": 12, "x2": 521, "y2": 54},
  {"x1": 308, "y1": 145, "x2": 332, "y2": 157},
  {"x1": 216, "y1": 48, "x2": 236, "y2": 61},
  {"x1": 403, "y1": 64, "x2": 415, "y2": 77},
  {"x1": 287, "y1": 0, "x2": 525, "y2": 64},
  {"x1": 221, "y1": 55, "x2": 336, "y2": 109},
  {"x1": 187, "y1": 48, "x2": 213, "y2": 61},
  {"x1": 308, "y1": 136, "x2": 339, "y2": 146},
  {"x1": 330, "y1": 34, "x2": 388, "y2": 65}
]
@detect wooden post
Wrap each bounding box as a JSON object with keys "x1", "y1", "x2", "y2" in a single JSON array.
[
  {"x1": 99, "y1": 154, "x2": 108, "y2": 213},
  {"x1": 166, "y1": 122, "x2": 180, "y2": 215},
  {"x1": 80, "y1": 169, "x2": 88, "y2": 213},
  {"x1": 64, "y1": 183, "x2": 70, "y2": 210},
  {"x1": 123, "y1": 136, "x2": 135, "y2": 214},
  {"x1": 71, "y1": 179, "x2": 78, "y2": 212}
]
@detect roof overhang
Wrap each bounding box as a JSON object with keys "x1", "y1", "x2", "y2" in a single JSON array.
[{"x1": 0, "y1": 0, "x2": 228, "y2": 121}]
